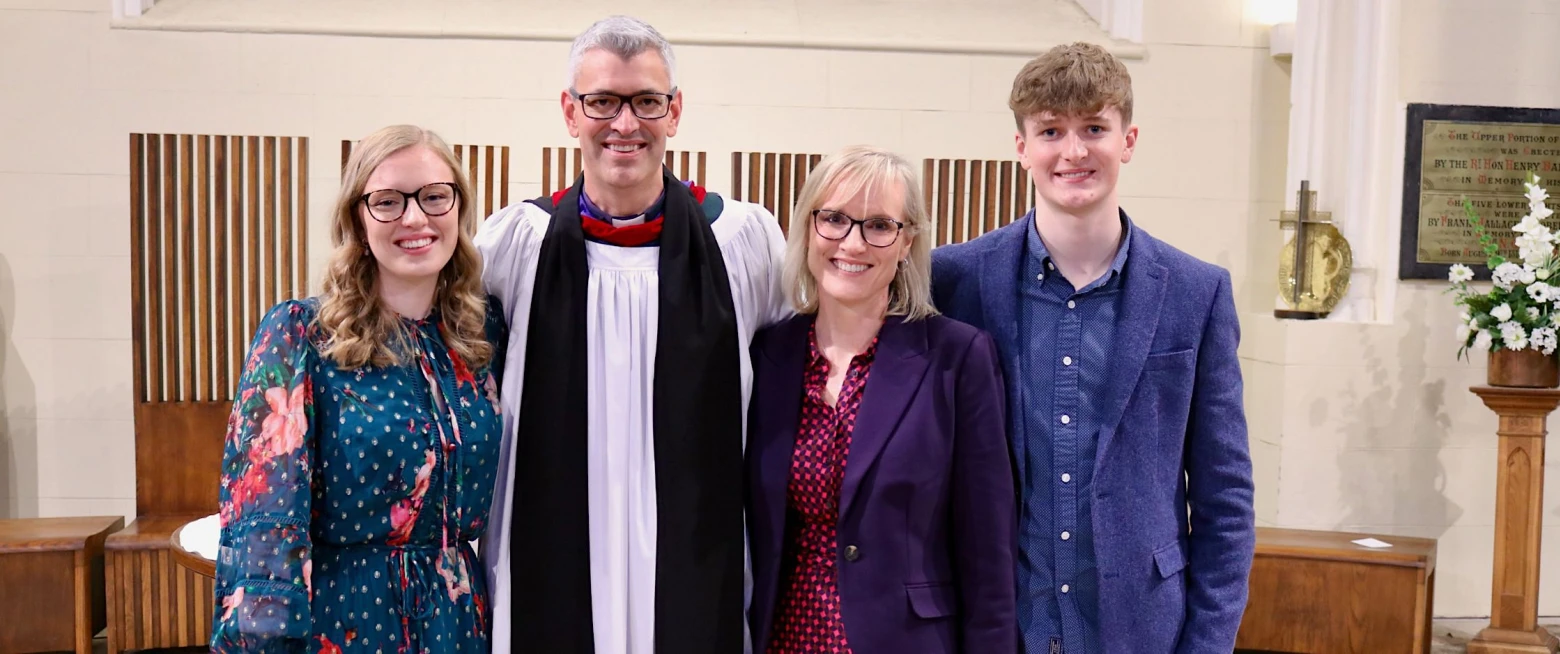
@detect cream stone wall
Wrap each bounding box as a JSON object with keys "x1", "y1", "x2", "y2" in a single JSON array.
[{"x1": 1242, "y1": 0, "x2": 1560, "y2": 619}]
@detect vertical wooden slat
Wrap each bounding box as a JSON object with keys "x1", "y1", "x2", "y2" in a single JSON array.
[
  {"x1": 730, "y1": 152, "x2": 744, "y2": 201},
  {"x1": 937, "y1": 160, "x2": 951, "y2": 245},
  {"x1": 485, "y1": 145, "x2": 496, "y2": 217},
  {"x1": 340, "y1": 139, "x2": 352, "y2": 179},
  {"x1": 542, "y1": 148, "x2": 554, "y2": 196},
  {"x1": 967, "y1": 161, "x2": 984, "y2": 242},
  {"x1": 116, "y1": 554, "x2": 133, "y2": 650},
  {"x1": 180, "y1": 135, "x2": 196, "y2": 402},
  {"x1": 161, "y1": 134, "x2": 179, "y2": 401},
  {"x1": 247, "y1": 136, "x2": 261, "y2": 338},
  {"x1": 983, "y1": 160, "x2": 999, "y2": 237},
  {"x1": 230, "y1": 137, "x2": 246, "y2": 384},
  {"x1": 138, "y1": 551, "x2": 152, "y2": 647},
  {"x1": 748, "y1": 153, "x2": 760, "y2": 202},
  {"x1": 264, "y1": 136, "x2": 277, "y2": 309},
  {"x1": 696, "y1": 152, "x2": 707, "y2": 188},
  {"x1": 146, "y1": 134, "x2": 164, "y2": 403},
  {"x1": 679, "y1": 151, "x2": 691, "y2": 183},
  {"x1": 758, "y1": 152, "x2": 776, "y2": 215},
  {"x1": 159, "y1": 553, "x2": 173, "y2": 644},
  {"x1": 951, "y1": 160, "x2": 967, "y2": 245},
  {"x1": 500, "y1": 146, "x2": 510, "y2": 208},
  {"x1": 777, "y1": 154, "x2": 793, "y2": 231},
  {"x1": 1015, "y1": 164, "x2": 1029, "y2": 221},
  {"x1": 571, "y1": 147, "x2": 582, "y2": 186},
  {"x1": 197, "y1": 136, "x2": 212, "y2": 401},
  {"x1": 281, "y1": 138, "x2": 294, "y2": 301},
  {"x1": 130, "y1": 135, "x2": 147, "y2": 406},
  {"x1": 214, "y1": 137, "x2": 231, "y2": 398},
  {"x1": 178, "y1": 565, "x2": 192, "y2": 643},
  {"x1": 999, "y1": 161, "x2": 1013, "y2": 229},
  {"x1": 298, "y1": 137, "x2": 309, "y2": 300}
]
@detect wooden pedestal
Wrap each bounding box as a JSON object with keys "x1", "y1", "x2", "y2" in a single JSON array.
[
  {"x1": 1469, "y1": 386, "x2": 1560, "y2": 654},
  {"x1": 0, "y1": 516, "x2": 125, "y2": 654},
  {"x1": 1235, "y1": 527, "x2": 1437, "y2": 653}
]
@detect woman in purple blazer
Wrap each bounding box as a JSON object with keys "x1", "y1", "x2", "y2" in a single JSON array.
[{"x1": 746, "y1": 145, "x2": 1017, "y2": 654}]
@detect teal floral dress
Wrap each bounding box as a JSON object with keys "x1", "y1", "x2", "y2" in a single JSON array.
[{"x1": 211, "y1": 297, "x2": 506, "y2": 654}]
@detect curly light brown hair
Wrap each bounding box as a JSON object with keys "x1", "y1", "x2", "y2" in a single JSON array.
[
  {"x1": 317, "y1": 124, "x2": 493, "y2": 370},
  {"x1": 1009, "y1": 41, "x2": 1134, "y2": 131}
]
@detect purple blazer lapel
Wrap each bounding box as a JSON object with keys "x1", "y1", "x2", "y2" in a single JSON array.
[
  {"x1": 1096, "y1": 221, "x2": 1168, "y2": 464},
  {"x1": 841, "y1": 316, "x2": 932, "y2": 518}
]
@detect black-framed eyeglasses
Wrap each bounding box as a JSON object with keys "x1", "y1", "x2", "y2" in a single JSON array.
[
  {"x1": 570, "y1": 89, "x2": 676, "y2": 120},
  {"x1": 811, "y1": 209, "x2": 906, "y2": 248},
  {"x1": 359, "y1": 183, "x2": 460, "y2": 223}
]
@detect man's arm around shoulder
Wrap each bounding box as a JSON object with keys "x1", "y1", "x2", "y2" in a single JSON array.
[{"x1": 1177, "y1": 267, "x2": 1256, "y2": 653}]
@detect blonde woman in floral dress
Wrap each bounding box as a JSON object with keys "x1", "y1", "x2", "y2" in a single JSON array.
[{"x1": 211, "y1": 124, "x2": 506, "y2": 653}]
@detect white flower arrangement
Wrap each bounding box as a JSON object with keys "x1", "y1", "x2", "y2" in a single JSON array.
[{"x1": 1449, "y1": 171, "x2": 1560, "y2": 359}]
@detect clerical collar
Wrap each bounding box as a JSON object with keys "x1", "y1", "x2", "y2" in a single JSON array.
[{"x1": 579, "y1": 187, "x2": 667, "y2": 225}]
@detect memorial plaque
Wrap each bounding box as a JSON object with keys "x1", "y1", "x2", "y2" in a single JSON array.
[{"x1": 1399, "y1": 103, "x2": 1560, "y2": 280}]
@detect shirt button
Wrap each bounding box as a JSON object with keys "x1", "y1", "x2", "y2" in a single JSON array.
[
  {"x1": 1061, "y1": 584, "x2": 1071, "y2": 593},
  {"x1": 1067, "y1": 300, "x2": 1076, "y2": 309},
  {"x1": 1048, "y1": 262, "x2": 1055, "y2": 271},
  {"x1": 1061, "y1": 531, "x2": 1072, "y2": 541},
  {"x1": 1060, "y1": 414, "x2": 1071, "y2": 425},
  {"x1": 1061, "y1": 473, "x2": 1072, "y2": 483},
  {"x1": 843, "y1": 545, "x2": 861, "y2": 562},
  {"x1": 1062, "y1": 356, "x2": 1073, "y2": 366},
  {"x1": 1037, "y1": 273, "x2": 1045, "y2": 281}
]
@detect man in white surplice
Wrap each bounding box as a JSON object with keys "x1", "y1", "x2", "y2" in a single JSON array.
[{"x1": 475, "y1": 14, "x2": 789, "y2": 654}]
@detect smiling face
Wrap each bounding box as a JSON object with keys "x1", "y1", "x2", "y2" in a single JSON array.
[
  {"x1": 563, "y1": 48, "x2": 682, "y2": 199},
  {"x1": 358, "y1": 145, "x2": 461, "y2": 295},
  {"x1": 1016, "y1": 106, "x2": 1137, "y2": 216},
  {"x1": 807, "y1": 178, "x2": 913, "y2": 313}
]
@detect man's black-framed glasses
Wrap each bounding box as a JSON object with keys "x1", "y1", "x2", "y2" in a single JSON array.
[
  {"x1": 812, "y1": 209, "x2": 906, "y2": 248},
  {"x1": 570, "y1": 89, "x2": 676, "y2": 120},
  {"x1": 360, "y1": 183, "x2": 459, "y2": 223}
]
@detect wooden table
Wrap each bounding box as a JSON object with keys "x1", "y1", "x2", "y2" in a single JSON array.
[
  {"x1": 0, "y1": 516, "x2": 125, "y2": 654},
  {"x1": 1235, "y1": 526, "x2": 1437, "y2": 653},
  {"x1": 168, "y1": 516, "x2": 217, "y2": 579}
]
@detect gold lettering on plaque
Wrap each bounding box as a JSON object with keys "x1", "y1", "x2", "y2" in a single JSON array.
[{"x1": 1417, "y1": 120, "x2": 1560, "y2": 266}]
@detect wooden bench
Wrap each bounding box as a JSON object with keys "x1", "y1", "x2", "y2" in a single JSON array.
[
  {"x1": 1236, "y1": 527, "x2": 1438, "y2": 654},
  {"x1": 0, "y1": 516, "x2": 125, "y2": 654}
]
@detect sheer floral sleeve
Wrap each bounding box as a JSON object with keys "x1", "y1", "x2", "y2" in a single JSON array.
[{"x1": 211, "y1": 300, "x2": 317, "y2": 653}]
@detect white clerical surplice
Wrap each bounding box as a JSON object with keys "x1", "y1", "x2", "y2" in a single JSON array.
[{"x1": 475, "y1": 192, "x2": 789, "y2": 654}]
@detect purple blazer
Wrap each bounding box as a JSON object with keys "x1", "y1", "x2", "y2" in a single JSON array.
[{"x1": 745, "y1": 314, "x2": 1018, "y2": 654}]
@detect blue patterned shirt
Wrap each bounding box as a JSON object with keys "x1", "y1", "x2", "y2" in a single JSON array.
[{"x1": 1015, "y1": 210, "x2": 1131, "y2": 654}]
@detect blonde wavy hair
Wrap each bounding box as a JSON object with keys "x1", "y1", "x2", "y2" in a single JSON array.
[
  {"x1": 317, "y1": 124, "x2": 493, "y2": 370},
  {"x1": 783, "y1": 145, "x2": 937, "y2": 321}
]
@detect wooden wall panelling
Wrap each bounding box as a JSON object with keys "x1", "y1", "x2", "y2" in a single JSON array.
[
  {"x1": 730, "y1": 152, "x2": 823, "y2": 236},
  {"x1": 118, "y1": 133, "x2": 311, "y2": 654},
  {"x1": 541, "y1": 146, "x2": 707, "y2": 196},
  {"x1": 922, "y1": 158, "x2": 1032, "y2": 245}
]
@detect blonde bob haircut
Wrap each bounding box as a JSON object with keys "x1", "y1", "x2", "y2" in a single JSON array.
[
  {"x1": 783, "y1": 145, "x2": 937, "y2": 321},
  {"x1": 317, "y1": 124, "x2": 493, "y2": 370}
]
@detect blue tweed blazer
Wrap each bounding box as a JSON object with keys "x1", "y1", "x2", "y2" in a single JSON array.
[{"x1": 930, "y1": 211, "x2": 1255, "y2": 653}]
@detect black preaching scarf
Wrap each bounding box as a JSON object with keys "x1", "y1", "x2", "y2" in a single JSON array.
[{"x1": 509, "y1": 168, "x2": 745, "y2": 654}]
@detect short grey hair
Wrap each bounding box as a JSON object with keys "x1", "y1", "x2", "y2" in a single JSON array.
[
  {"x1": 567, "y1": 15, "x2": 678, "y2": 90},
  {"x1": 783, "y1": 145, "x2": 938, "y2": 321}
]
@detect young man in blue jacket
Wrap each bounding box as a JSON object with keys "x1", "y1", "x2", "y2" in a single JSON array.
[{"x1": 931, "y1": 42, "x2": 1255, "y2": 653}]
